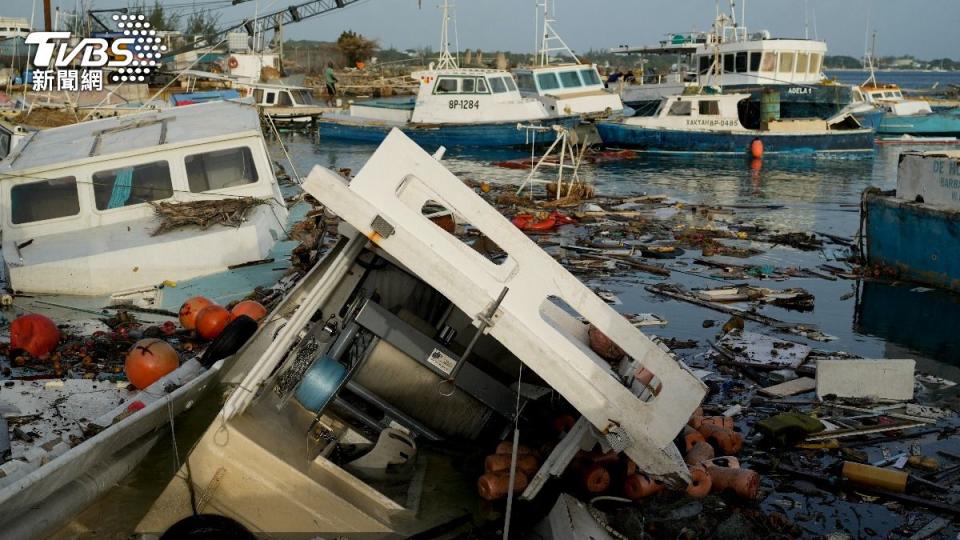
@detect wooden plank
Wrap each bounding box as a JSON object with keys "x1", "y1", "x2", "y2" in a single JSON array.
[{"x1": 759, "y1": 377, "x2": 816, "y2": 397}]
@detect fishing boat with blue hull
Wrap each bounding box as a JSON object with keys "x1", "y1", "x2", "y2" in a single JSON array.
[
  {"x1": 318, "y1": 67, "x2": 580, "y2": 148},
  {"x1": 851, "y1": 84, "x2": 960, "y2": 138},
  {"x1": 596, "y1": 93, "x2": 874, "y2": 154},
  {"x1": 863, "y1": 151, "x2": 960, "y2": 293},
  {"x1": 610, "y1": 6, "x2": 851, "y2": 120}
]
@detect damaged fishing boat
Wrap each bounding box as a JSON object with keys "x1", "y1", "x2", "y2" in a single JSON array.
[
  {"x1": 596, "y1": 93, "x2": 875, "y2": 154},
  {"x1": 136, "y1": 129, "x2": 706, "y2": 537},
  {"x1": 0, "y1": 100, "x2": 289, "y2": 301}
]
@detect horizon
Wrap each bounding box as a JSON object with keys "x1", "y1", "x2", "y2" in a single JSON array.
[{"x1": 5, "y1": 0, "x2": 958, "y2": 60}]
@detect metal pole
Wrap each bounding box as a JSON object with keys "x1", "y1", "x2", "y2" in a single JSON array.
[{"x1": 43, "y1": 0, "x2": 52, "y2": 31}]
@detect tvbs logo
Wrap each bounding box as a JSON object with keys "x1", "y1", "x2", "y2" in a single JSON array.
[{"x1": 26, "y1": 13, "x2": 165, "y2": 90}]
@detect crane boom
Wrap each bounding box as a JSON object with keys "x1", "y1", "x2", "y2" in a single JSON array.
[{"x1": 176, "y1": 0, "x2": 365, "y2": 54}]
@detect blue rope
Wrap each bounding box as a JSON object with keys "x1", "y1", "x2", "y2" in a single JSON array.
[{"x1": 106, "y1": 167, "x2": 134, "y2": 209}]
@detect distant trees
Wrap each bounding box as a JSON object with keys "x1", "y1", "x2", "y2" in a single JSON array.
[
  {"x1": 184, "y1": 10, "x2": 221, "y2": 45},
  {"x1": 823, "y1": 55, "x2": 863, "y2": 69},
  {"x1": 336, "y1": 30, "x2": 378, "y2": 66}
]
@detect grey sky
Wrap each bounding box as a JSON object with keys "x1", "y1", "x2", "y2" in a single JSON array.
[{"x1": 10, "y1": 0, "x2": 960, "y2": 59}]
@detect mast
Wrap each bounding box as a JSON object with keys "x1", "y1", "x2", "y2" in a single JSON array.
[
  {"x1": 436, "y1": 0, "x2": 458, "y2": 69},
  {"x1": 536, "y1": 0, "x2": 578, "y2": 66}
]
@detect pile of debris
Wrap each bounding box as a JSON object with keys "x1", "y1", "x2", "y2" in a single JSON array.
[{"x1": 150, "y1": 197, "x2": 271, "y2": 235}]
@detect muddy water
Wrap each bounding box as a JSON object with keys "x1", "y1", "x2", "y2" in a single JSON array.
[{"x1": 53, "y1": 134, "x2": 960, "y2": 538}]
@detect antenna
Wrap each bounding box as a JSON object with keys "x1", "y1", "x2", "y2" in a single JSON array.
[
  {"x1": 536, "y1": 0, "x2": 579, "y2": 66},
  {"x1": 804, "y1": 0, "x2": 809, "y2": 39},
  {"x1": 436, "y1": 0, "x2": 458, "y2": 69}
]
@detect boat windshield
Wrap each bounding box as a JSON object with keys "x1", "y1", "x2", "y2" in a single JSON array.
[
  {"x1": 579, "y1": 68, "x2": 602, "y2": 86},
  {"x1": 295, "y1": 89, "x2": 315, "y2": 105},
  {"x1": 0, "y1": 130, "x2": 9, "y2": 160},
  {"x1": 489, "y1": 76, "x2": 507, "y2": 93},
  {"x1": 536, "y1": 72, "x2": 560, "y2": 91},
  {"x1": 11, "y1": 177, "x2": 80, "y2": 225},
  {"x1": 186, "y1": 146, "x2": 259, "y2": 193},
  {"x1": 92, "y1": 161, "x2": 173, "y2": 210},
  {"x1": 515, "y1": 72, "x2": 535, "y2": 92}
]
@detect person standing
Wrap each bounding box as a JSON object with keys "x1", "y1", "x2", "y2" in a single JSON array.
[{"x1": 325, "y1": 62, "x2": 338, "y2": 106}]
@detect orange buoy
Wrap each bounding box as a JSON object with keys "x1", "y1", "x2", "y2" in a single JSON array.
[
  {"x1": 179, "y1": 296, "x2": 214, "y2": 330},
  {"x1": 708, "y1": 465, "x2": 760, "y2": 499},
  {"x1": 750, "y1": 138, "x2": 764, "y2": 159},
  {"x1": 125, "y1": 338, "x2": 180, "y2": 389},
  {"x1": 623, "y1": 473, "x2": 664, "y2": 500},
  {"x1": 230, "y1": 300, "x2": 268, "y2": 323},
  {"x1": 686, "y1": 465, "x2": 713, "y2": 498},
  {"x1": 196, "y1": 305, "x2": 232, "y2": 341},
  {"x1": 10, "y1": 314, "x2": 60, "y2": 358},
  {"x1": 580, "y1": 463, "x2": 611, "y2": 493},
  {"x1": 477, "y1": 471, "x2": 529, "y2": 501}
]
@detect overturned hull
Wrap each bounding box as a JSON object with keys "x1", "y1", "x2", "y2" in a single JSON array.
[{"x1": 137, "y1": 129, "x2": 705, "y2": 537}]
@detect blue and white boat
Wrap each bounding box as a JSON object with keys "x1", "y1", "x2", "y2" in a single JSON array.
[
  {"x1": 610, "y1": 7, "x2": 851, "y2": 120},
  {"x1": 316, "y1": 67, "x2": 580, "y2": 148},
  {"x1": 851, "y1": 84, "x2": 960, "y2": 138},
  {"x1": 596, "y1": 93, "x2": 874, "y2": 154},
  {"x1": 316, "y1": 0, "x2": 579, "y2": 148},
  {"x1": 863, "y1": 151, "x2": 960, "y2": 292}
]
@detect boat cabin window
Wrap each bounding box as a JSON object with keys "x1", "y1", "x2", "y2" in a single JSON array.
[
  {"x1": 558, "y1": 70, "x2": 582, "y2": 88},
  {"x1": 852, "y1": 88, "x2": 864, "y2": 102},
  {"x1": 0, "y1": 130, "x2": 9, "y2": 160},
  {"x1": 778, "y1": 52, "x2": 795, "y2": 74},
  {"x1": 516, "y1": 72, "x2": 535, "y2": 92},
  {"x1": 11, "y1": 177, "x2": 80, "y2": 224},
  {"x1": 253, "y1": 89, "x2": 263, "y2": 103},
  {"x1": 462, "y1": 78, "x2": 475, "y2": 93},
  {"x1": 893, "y1": 90, "x2": 902, "y2": 99},
  {"x1": 809, "y1": 54, "x2": 822, "y2": 74},
  {"x1": 185, "y1": 146, "x2": 259, "y2": 192},
  {"x1": 435, "y1": 77, "x2": 459, "y2": 94},
  {"x1": 489, "y1": 76, "x2": 507, "y2": 93},
  {"x1": 698, "y1": 55, "x2": 712, "y2": 75},
  {"x1": 264, "y1": 91, "x2": 276, "y2": 105},
  {"x1": 536, "y1": 72, "x2": 561, "y2": 91},
  {"x1": 504, "y1": 76, "x2": 517, "y2": 92},
  {"x1": 476, "y1": 78, "x2": 488, "y2": 93},
  {"x1": 735, "y1": 51, "x2": 748, "y2": 73},
  {"x1": 278, "y1": 91, "x2": 293, "y2": 106},
  {"x1": 749, "y1": 52, "x2": 762, "y2": 72},
  {"x1": 295, "y1": 89, "x2": 315, "y2": 105},
  {"x1": 93, "y1": 161, "x2": 173, "y2": 210},
  {"x1": 698, "y1": 100, "x2": 720, "y2": 115},
  {"x1": 580, "y1": 68, "x2": 601, "y2": 86},
  {"x1": 668, "y1": 99, "x2": 692, "y2": 116},
  {"x1": 760, "y1": 52, "x2": 776, "y2": 72},
  {"x1": 723, "y1": 54, "x2": 734, "y2": 73},
  {"x1": 796, "y1": 52, "x2": 809, "y2": 74}
]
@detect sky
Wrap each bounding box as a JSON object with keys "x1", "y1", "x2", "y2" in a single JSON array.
[{"x1": 9, "y1": 0, "x2": 960, "y2": 59}]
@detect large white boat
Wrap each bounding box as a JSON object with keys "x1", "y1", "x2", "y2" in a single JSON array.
[
  {"x1": 610, "y1": 6, "x2": 850, "y2": 119},
  {"x1": 0, "y1": 100, "x2": 288, "y2": 298}
]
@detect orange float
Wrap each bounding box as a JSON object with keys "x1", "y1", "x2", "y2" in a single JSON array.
[
  {"x1": 230, "y1": 300, "x2": 268, "y2": 323},
  {"x1": 196, "y1": 305, "x2": 232, "y2": 340},
  {"x1": 750, "y1": 138, "x2": 764, "y2": 159},
  {"x1": 10, "y1": 313, "x2": 60, "y2": 358},
  {"x1": 179, "y1": 296, "x2": 214, "y2": 330},
  {"x1": 685, "y1": 465, "x2": 713, "y2": 498},
  {"x1": 125, "y1": 338, "x2": 180, "y2": 389}
]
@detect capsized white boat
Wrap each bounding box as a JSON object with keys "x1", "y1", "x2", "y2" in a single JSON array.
[
  {"x1": 0, "y1": 100, "x2": 289, "y2": 297},
  {"x1": 136, "y1": 129, "x2": 706, "y2": 537}
]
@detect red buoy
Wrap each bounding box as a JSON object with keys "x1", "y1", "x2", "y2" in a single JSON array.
[
  {"x1": 750, "y1": 138, "x2": 764, "y2": 159},
  {"x1": 179, "y1": 296, "x2": 214, "y2": 330},
  {"x1": 10, "y1": 314, "x2": 60, "y2": 358},
  {"x1": 196, "y1": 305, "x2": 232, "y2": 340},
  {"x1": 230, "y1": 300, "x2": 268, "y2": 323},
  {"x1": 125, "y1": 338, "x2": 180, "y2": 389}
]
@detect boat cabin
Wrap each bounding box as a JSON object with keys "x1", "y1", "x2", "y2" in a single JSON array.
[
  {"x1": 349, "y1": 68, "x2": 551, "y2": 125},
  {"x1": 853, "y1": 84, "x2": 933, "y2": 116},
  {"x1": 0, "y1": 100, "x2": 288, "y2": 296},
  {"x1": 0, "y1": 18, "x2": 31, "y2": 41},
  {"x1": 247, "y1": 84, "x2": 318, "y2": 109},
  {"x1": 513, "y1": 63, "x2": 624, "y2": 118}
]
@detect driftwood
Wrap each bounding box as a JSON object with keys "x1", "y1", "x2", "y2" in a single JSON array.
[{"x1": 150, "y1": 197, "x2": 270, "y2": 236}]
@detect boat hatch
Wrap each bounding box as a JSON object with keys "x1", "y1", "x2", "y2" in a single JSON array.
[
  {"x1": 297, "y1": 129, "x2": 707, "y2": 479},
  {"x1": 89, "y1": 117, "x2": 169, "y2": 156}
]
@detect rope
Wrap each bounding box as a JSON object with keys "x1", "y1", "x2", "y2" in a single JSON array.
[
  {"x1": 502, "y1": 364, "x2": 524, "y2": 540},
  {"x1": 167, "y1": 399, "x2": 182, "y2": 474}
]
